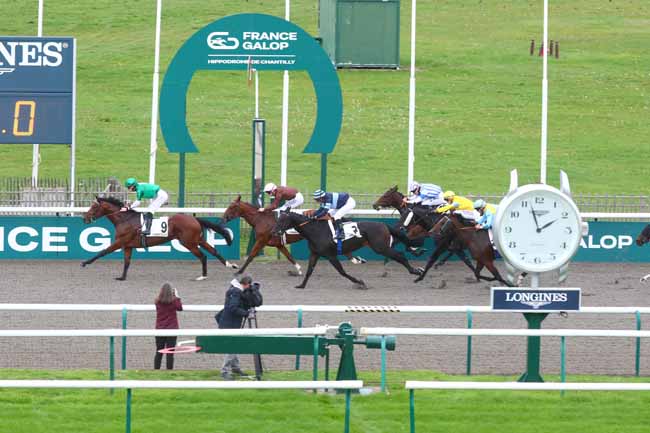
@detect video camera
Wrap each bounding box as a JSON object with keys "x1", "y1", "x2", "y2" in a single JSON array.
[{"x1": 241, "y1": 281, "x2": 263, "y2": 310}]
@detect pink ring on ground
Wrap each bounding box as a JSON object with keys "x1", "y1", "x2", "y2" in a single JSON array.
[{"x1": 158, "y1": 345, "x2": 202, "y2": 354}]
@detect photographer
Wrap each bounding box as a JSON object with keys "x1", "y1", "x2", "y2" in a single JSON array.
[{"x1": 215, "y1": 275, "x2": 262, "y2": 380}]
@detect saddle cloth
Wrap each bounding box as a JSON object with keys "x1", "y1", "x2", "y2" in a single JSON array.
[
  {"x1": 140, "y1": 215, "x2": 169, "y2": 237},
  {"x1": 280, "y1": 228, "x2": 300, "y2": 245},
  {"x1": 327, "y1": 220, "x2": 362, "y2": 242}
]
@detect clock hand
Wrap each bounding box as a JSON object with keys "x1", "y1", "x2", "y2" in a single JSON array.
[
  {"x1": 530, "y1": 206, "x2": 541, "y2": 232},
  {"x1": 539, "y1": 219, "x2": 558, "y2": 231}
]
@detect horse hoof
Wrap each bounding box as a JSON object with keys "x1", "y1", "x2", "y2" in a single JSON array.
[
  {"x1": 195, "y1": 276, "x2": 208, "y2": 281},
  {"x1": 354, "y1": 281, "x2": 368, "y2": 290},
  {"x1": 287, "y1": 270, "x2": 301, "y2": 277},
  {"x1": 354, "y1": 256, "x2": 367, "y2": 264},
  {"x1": 295, "y1": 285, "x2": 306, "y2": 289},
  {"x1": 380, "y1": 271, "x2": 389, "y2": 278},
  {"x1": 80, "y1": 262, "x2": 87, "y2": 268},
  {"x1": 115, "y1": 277, "x2": 126, "y2": 281},
  {"x1": 414, "y1": 276, "x2": 424, "y2": 283}
]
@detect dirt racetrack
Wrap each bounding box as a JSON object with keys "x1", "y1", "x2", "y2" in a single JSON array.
[{"x1": 1, "y1": 258, "x2": 649, "y2": 379}]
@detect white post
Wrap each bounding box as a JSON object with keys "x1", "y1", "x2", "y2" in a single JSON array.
[
  {"x1": 254, "y1": 69, "x2": 259, "y2": 118},
  {"x1": 280, "y1": 0, "x2": 290, "y2": 186},
  {"x1": 406, "y1": 0, "x2": 417, "y2": 190},
  {"x1": 540, "y1": 0, "x2": 549, "y2": 185},
  {"x1": 148, "y1": 0, "x2": 163, "y2": 184},
  {"x1": 32, "y1": 0, "x2": 44, "y2": 188},
  {"x1": 70, "y1": 42, "x2": 77, "y2": 207}
]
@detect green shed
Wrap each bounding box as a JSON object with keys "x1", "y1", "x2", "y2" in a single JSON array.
[{"x1": 319, "y1": 0, "x2": 400, "y2": 69}]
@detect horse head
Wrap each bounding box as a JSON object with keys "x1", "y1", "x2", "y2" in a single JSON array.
[
  {"x1": 222, "y1": 195, "x2": 243, "y2": 223},
  {"x1": 373, "y1": 185, "x2": 404, "y2": 210},
  {"x1": 84, "y1": 196, "x2": 123, "y2": 224},
  {"x1": 637, "y1": 224, "x2": 650, "y2": 246}
]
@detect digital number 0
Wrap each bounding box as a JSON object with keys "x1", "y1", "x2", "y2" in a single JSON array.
[{"x1": 13, "y1": 100, "x2": 36, "y2": 137}]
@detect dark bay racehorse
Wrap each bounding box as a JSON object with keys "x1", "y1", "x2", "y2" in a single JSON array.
[
  {"x1": 223, "y1": 196, "x2": 304, "y2": 276},
  {"x1": 373, "y1": 186, "x2": 477, "y2": 272},
  {"x1": 82, "y1": 197, "x2": 237, "y2": 281},
  {"x1": 415, "y1": 213, "x2": 511, "y2": 286},
  {"x1": 273, "y1": 211, "x2": 422, "y2": 289},
  {"x1": 636, "y1": 225, "x2": 650, "y2": 282}
]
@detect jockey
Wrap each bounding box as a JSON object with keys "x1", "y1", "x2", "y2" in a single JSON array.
[
  {"x1": 436, "y1": 191, "x2": 477, "y2": 224},
  {"x1": 312, "y1": 189, "x2": 356, "y2": 240},
  {"x1": 401, "y1": 181, "x2": 445, "y2": 230},
  {"x1": 474, "y1": 199, "x2": 497, "y2": 248},
  {"x1": 260, "y1": 183, "x2": 304, "y2": 213},
  {"x1": 124, "y1": 177, "x2": 169, "y2": 236}
]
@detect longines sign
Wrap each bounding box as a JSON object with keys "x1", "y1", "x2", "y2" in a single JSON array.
[{"x1": 491, "y1": 288, "x2": 581, "y2": 312}]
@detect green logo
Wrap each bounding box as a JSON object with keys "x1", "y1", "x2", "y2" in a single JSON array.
[{"x1": 160, "y1": 13, "x2": 342, "y2": 154}]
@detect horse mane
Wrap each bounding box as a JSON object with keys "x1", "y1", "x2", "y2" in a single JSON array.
[{"x1": 97, "y1": 196, "x2": 125, "y2": 208}]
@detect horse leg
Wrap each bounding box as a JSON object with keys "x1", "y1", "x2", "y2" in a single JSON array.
[
  {"x1": 296, "y1": 252, "x2": 319, "y2": 289},
  {"x1": 641, "y1": 273, "x2": 650, "y2": 283},
  {"x1": 374, "y1": 246, "x2": 421, "y2": 276},
  {"x1": 81, "y1": 241, "x2": 123, "y2": 267},
  {"x1": 481, "y1": 261, "x2": 512, "y2": 287},
  {"x1": 188, "y1": 245, "x2": 208, "y2": 281},
  {"x1": 235, "y1": 239, "x2": 265, "y2": 275},
  {"x1": 199, "y1": 240, "x2": 238, "y2": 270},
  {"x1": 115, "y1": 247, "x2": 133, "y2": 281},
  {"x1": 456, "y1": 250, "x2": 477, "y2": 273},
  {"x1": 414, "y1": 241, "x2": 450, "y2": 283},
  {"x1": 326, "y1": 256, "x2": 366, "y2": 289},
  {"x1": 434, "y1": 250, "x2": 455, "y2": 269},
  {"x1": 276, "y1": 244, "x2": 303, "y2": 276}
]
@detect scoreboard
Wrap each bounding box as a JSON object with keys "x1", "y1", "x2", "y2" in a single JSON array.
[{"x1": 0, "y1": 36, "x2": 75, "y2": 144}]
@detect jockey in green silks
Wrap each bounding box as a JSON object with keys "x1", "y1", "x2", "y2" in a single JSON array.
[{"x1": 124, "y1": 177, "x2": 169, "y2": 236}]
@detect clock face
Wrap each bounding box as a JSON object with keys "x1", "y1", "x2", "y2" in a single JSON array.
[{"x1": 495, "y1": 185, "x2": 582, "y2": 273}]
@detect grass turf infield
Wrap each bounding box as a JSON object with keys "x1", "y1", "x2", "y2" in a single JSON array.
[
  {"x1": 1, "y1": 369, "x2": 649, "y2": 433},
  {"x1": 0, "y1": 1, "x2": 648, "y2": 195}
]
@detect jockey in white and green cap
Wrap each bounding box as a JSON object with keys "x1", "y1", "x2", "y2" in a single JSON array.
[{"x1": 124, "y1": 177, "x2": 169, "y2": 235}]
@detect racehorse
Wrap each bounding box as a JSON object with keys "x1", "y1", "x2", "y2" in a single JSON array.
[
  {"x1": 414, "y1": 213, "x2": 511, "y2": 286},
  {"x1": 81, "y1": 197, "x2": 237, "y2": 281},
  {"x1": 223, "y1": 196, "x2": 304, "y2": 276},
  {"x1": 273, "y1": 210, "x2": 422, "y2": 289},
  {"x1": 224, "y1": 196, "x2": 367, "y2": 276},
  {"x1": 636, "y1": 224, "x2": 650, "y2": 282},
  {"x1": 373, "y1": 186, "x2": 477, "y2": 272}
]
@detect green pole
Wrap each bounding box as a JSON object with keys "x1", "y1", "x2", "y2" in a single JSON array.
[
  {"x1": 466, "y1": 310, "x2": 473, "y2": 376},
  {"x1": 295, "y1": 309, "x2": 303, "y2": 370},
  {"x1": 121, "y1": 308, "x2": 127, "y2": 370},
  {"x1": 560, "y1": 335, "x2": 566, "y2": 395},
  {"x1": 313, "y1": 336, "x2": 319, "y2": 381},
  {"x1": 344, "y1": 389, "x2": 351, "y2": 433},
  {"x1": 635, "y1": 311, "x2": 641, "y2": 377},
  {"x1": 178, "y1": 153, "x2": 186, "y2": 207},
  {"x1": 380, "y1": 336, "x2": 387, "y2": 393},
  {"x1": 109, "y1": 336, "x2": 115, "y2": 395},
  {"x1": 409, "y1": 389, "x2": 416, "y2": 433},
  {"x1": 320, "y1": 153, "x2": 327, "y2": 190},
  {"x1": 125, "y1": 388, "x2": 132, "y2": 433},
  {"x1": 325, "y1": 350, "x2": 330, "y2": 381},
  {"x1": 518, "y1": 313, "x2": 548, "y2": 382}
]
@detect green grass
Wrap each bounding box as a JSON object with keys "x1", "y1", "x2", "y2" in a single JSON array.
[
  {"x1": 1, "y1": 1, "x2": 649, "y2": 195},
  {"x1": 1, "y1": 369, "x2": 650, "y2": 433}
]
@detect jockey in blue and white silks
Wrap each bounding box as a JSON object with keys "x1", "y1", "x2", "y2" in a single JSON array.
[
  {"x1": 312, "y1": 190, "x2": 356, "y2": 240},
  {"x1": 401, "y1": 181, "x2": 445, "y2": 231},
  {"x1": 474, "y1": 199, "x2": 497, "y2": 246}
]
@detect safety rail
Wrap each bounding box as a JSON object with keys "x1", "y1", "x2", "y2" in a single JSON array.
[
  {"x1": 0, "y1": 379, "x2": 362, "y2": 433},
  {"x1": 2, "y1": 304, "x2": 648, "y2": 378},
  {"x1": 359, "y1": 327, "x2": 650, "y2": 391},
  {"x1": 405, "y1": 381, "x2": 650, "y2": 433}
]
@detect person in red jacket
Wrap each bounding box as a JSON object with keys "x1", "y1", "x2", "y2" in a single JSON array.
[
  {"x1": 154, "y1": 282, "x2": 183, "y2": 370},
  {"x1": 260, "y1": 183, "x2": 304, "y2": 213}
]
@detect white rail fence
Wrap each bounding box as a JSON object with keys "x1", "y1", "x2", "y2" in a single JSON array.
[{"x1": 2, "y1": 304, "x2": 649, "y2": 379}]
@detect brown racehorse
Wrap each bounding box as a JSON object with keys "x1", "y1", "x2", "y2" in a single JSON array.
[
  {"x1": 223, "y1": 195, "x2": 304, "y2": 276},
  {"x1": 223, "y1": 195, "x2": 367, "y2": 276},
  {"x1": 81, "y1": 197, "x2": 237, "y2": 281},
  {"x1": 414, "y1": 213, "x2": 511, "y2": 286}
]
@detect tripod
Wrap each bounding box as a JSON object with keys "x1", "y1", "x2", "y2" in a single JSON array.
[{"x1": 241, "y1": 308, "x2": 264, "y2": 380}]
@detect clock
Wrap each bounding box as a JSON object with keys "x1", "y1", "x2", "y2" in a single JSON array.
[{"x1": 494, "y1": 183, "x2": 583, "y2": 274}]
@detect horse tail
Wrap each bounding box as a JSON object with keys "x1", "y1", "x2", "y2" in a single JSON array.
[{"x1": 196, "y1": 218, "x2": 233, "y2": 246}]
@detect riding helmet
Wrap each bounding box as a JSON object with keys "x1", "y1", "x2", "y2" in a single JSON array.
[
  {"x1": 442, "y1": 190, "x2": 455, "y2": 200},
  {"x1": 473, "y1": 199, "x2": 486, "y2": 210},
  {"x1": 263, "y1": 183, "x2": 277, "y2": 193},
  {"x1": 409, "y1": 181, "x2": 420, "y2": 193},
  {"x1": 125, "y1": 178, "x2": 137, "y2": 188},
  {"x1": 313, "y1": 189, "x2": 326, "y2": 200}
]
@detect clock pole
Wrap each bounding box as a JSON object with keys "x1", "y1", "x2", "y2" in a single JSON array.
[{"x1": 518, "y1": 272, "x2": 548, "y2": 382}]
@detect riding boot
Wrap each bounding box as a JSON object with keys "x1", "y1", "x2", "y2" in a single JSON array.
[
  {"x1": 334, "y1": 219, "x2": 344, "y2": 240},
  {"x1": 143, "y1": 212, "x2": 153, "y2": 235}
]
